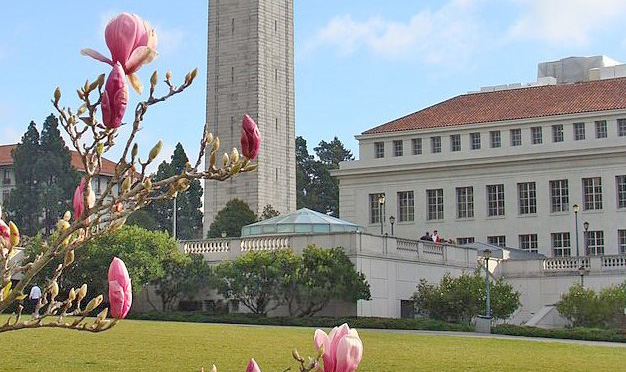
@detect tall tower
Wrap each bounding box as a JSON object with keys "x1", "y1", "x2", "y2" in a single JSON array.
[{"x1": 204, "y1": 0, "x2": 296, "y2": 236}]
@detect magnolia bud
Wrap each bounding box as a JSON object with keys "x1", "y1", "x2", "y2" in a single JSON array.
[
  {"x1": 96, "y1": 307, "x2": 108, "y2": 322},
  {"x1": 143, "y1": 178, "x2": 152, "y2": 190},
  {"x1": 63, "y1": 211, "x2": 71, "y2": 221},
  {"x1": 96, "y1": 73, "x2": 105, "y2": 89},
  {"x1": 97, "y1": 319, "x2": 111, "y2": 330},
  {"x1": 122, "y1": 176, "x2": 132, "y2": 193},
  {"x1": 50, "y1": 280, "x2": 59, "y2": 300},
  {"x1": 110, "y1": 217, "x2": 127, "y2": 231},
  {"x1": 8, "y1": 221, "x2": 19, "y2": 247},
  {"x1": 222, "y1": 153, "x2": 229, "y2": 166},
  {"x1": 96, "y1": 143, "x2": 105, "y2": 156},
  {"x1": 54, "y1": 87, "x2": 61, "y2": 104},
  {"x1": 292, "y1": 349, "x2": 304, "y2": 362},
  {"x1": 150, "y1": 71, "x2": 158, "y2": 87},
  {"x1": 77, "y1": 103, "x2": 87, "y2": 116},
  {"x1": 113, "y1": 202, "x2": 124, "y2": 213},
  {"x1": 206, "y1": 132, "x2": 214, "y2": 144},
  {"x1": 189, "y1": 68, "x2": 198, "y2": 83},
  {"x1": 211, "y1": 365, "x2": 217, "y2": 372},
  {"x1": 77, "y1": 284, "x2": 88, "y2": 302},
  {"x1": 230, "y1": 148, "x2": 240, "y2": 164},
  {"x1": 131, "y1": 143, "x2": 139, "y2": 159},
  {"x1": 67, "y1": 288, "x2": 76, "y2": 302},
  {"x1": 64, "y1": 249, "x2": 75, "y2": 267},
  {"x1": 149, "y1": 141, "x2": 163, "y2": 161},
  {"x1": 85, "y1": 295, "x2": 103, "y2": 313},
  {"x1": 212, "y1": 137, "x2": 220, "y2": 152},
  {"x1": 166, "y1": 70, "x2": 172, "y2": 80},
  {"x1": 57, "y1": 219, "x2": 70, "y2": 231}
]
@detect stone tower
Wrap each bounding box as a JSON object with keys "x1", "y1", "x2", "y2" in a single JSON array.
[{"x1": 204, "y1": 0, "x2": 296, "y2": 237}]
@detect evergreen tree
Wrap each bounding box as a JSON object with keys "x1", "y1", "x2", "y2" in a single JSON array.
[
  {"x1": 7, "y1": 122, "x2": 42, "y2": 235},
  {"x1": 146, "y1": 143, "x2": 203, "y2": 239},
  {"x1": 35, "y1": 114, "x2": 79, "y2": 234},
  {"x1": 207, "y1": 199, "x2": 257, "y2": 238}
]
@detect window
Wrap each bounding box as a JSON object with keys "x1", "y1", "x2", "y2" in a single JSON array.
[
  {"x1": 551, "y1": 232, "x2": 571, "y2": 257},
  {"x1": 619, "y1": 230, "x2": 626, "y2": 254},
  {"x1": 397, "y1": 191, "x2": 414, "y2": 222},
  {"x1": 586, "y1": 230, "x2": 604, "y2": 256},
  {"x1": 412, "y1": 138, "x2": 422, "y2": 155},
  {"x1": 618, "y1": 119, "x2": 626, "y2": 137},
  {"x1": 431, "y1": 136, "x2": 441, "y2": 153},
  {"x1": 393, "y1": 140, "x2": 403, "y2": 157},
  {"x1": 426, "y1": 189, "x2": 444, "y2": 220},
  {"x1": 583, "y1": 177, "x2": 603, "y2": 210},
  {"x1": 510, "y1": 128, "x2": 522, "y2": 146},
  {"x1": 550, "y1": 180, "x2": 569, "y2": 212},
  {"x1": 617, "y1": 175, "x2": 626, "y2": 208},
  {"x1": 573, "y1": 122, "x2": 586, "y2": 140},
  {"x1": 374, "y1": 142, "x2": 384, "y2": 158},
  {"x1": 470, "y1": 133, "x2": 481, "y2": 150},
  {"x1": 487, "y1": 236, "x2": 506, "y2": 248},
  {"x1": 531, "y1": 126, "x2": 542, "y2": 144},
  {"x1": 518, "y1": 182, "x2": 537, "y2": 215},
  {"x1": 450, "y1": 134, "x2": 461, "y2": 152},
  {"x1": 456, "y1": 187, "x2": 474, "y2": 219},
  {"x1": 96, "y1": 176, "x2": 102, "y2": 195},
  {"x1": 369, "y1": 193, "x2": 384, "y2": 224},
  {"x1": 487, "y1": 184, "x2": 505, "y2": 216},
  {"x1": 595, "y1": 120, "x2": 607, "y2": 139},
  {"x1": 519, "y1": 234, "x2": 538, "y2": 253},
  {"x1": 457, "y1": 237, "x2": 475, "y2": 245},
  {"x1": 552, "y1": 124, "x2": 564, "y2": 143},
  {"x1": 2, "y1": 169, "x2": 9, "y2": 185},
  {"x1": 2, "y1": 190, "x2": 9, "y2": 203},
  {"x1": 490, "y1": 131, "x2": 501, "y2": 148}
]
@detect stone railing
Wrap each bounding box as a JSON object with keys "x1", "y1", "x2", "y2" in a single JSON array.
[
  {"x1": 601, "y1": 255, "x2": 626, "y2": 269},
  {"x1": 396, "y1": 238, "x2": 419, "y2": 252},
  {"x1": 240, "y1": 236, "x2": 291, "y2": 251},
  {"x1": 543, "y1": 256, "x2": 590, "y2": 271},
  {"x1": 181, "y1": 239, "x2": 231, "y2": 254},
  {"x1": 421, "y1": 242, "x2": 445, "y2": 256}
]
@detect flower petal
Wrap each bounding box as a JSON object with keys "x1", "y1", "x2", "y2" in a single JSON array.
[
  {"x1": 128, "y1": 73, "x2": 144, "y2": 94},
  {"x1": 80, "y1": 48, "x2": 113, "y2": 65},
  {"x1": 125, "y1": 46, "x2": 157, "y2": 75},
  {"x1": 335, "y1": 334, "x2": 363, "y2": 372}
]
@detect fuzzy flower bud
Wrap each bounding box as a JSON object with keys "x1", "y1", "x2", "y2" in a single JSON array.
[
  {"x1": 149, "y1": 140, "x2": 162, "y2": 161},
  {"x1": 85, "y1": 294, "x2": 103, "y2": 313},
  {"x1": 64, "y1": 249, "x2": 75, "y2": 267},
  {"x1": 67, "y1": 288, "x2": 76, "y2": 302},
  {"x1": 8, "y1": 221, "x2": 19, "y2": 247},
  {"x1": 222, "y1": 153, "x2": 229, "y2": 167},
  {"x1": 131, "y1": 143, "x2": 139, "y2": 159},
  {"x1": 77, "y1": 284, "x2": 88, "y2": 302},
  {"x1": 63, "y1": 211, "x2": 71, "y2": 221},
  {"x1": 230, "y1": 148, "x2": 240, "y2": 164},
  {"x1": 101, "y1": 62, "x2": 129, "y2": 129},
  {"x1": 97, "y1": 307, "x2": 108, "y2": 322},
  {"x1": 54, "y1": 87, "x2": 61, "y2": 104},
  {"x1": 240, "y1": 114, "x2": 261, "y2": 160},
  {"x1": 50, "y1": 280, "x2": 59, "y2": 301}
]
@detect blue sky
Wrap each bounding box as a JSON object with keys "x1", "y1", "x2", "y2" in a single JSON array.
[{"x1": 2, "y1": 0, "x2": 626, "y2": 169}]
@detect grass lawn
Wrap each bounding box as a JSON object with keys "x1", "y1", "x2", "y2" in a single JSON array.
[{"x1": 1, "y1": 319, "x2": 625, "y2": 371}]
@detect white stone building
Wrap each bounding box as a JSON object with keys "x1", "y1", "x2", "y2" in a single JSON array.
[
  {"x1": 203, "y1": 0, "x2": 296, "y2": 236},
  {"x1": 334, "y1": 57, "x2": 626, "y2": 259}
]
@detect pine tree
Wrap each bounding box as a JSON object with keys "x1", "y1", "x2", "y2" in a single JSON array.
[
  {"x1": 146, "y1": 143, "x2": 203, "y2": 239},
  {"x1": 208, "y1": 199, "x2": 257, "y2": 238},
  {"x1": 35, "y1": 114, "x2": 79, "y2": 234},
  {"x1": 7, "y1": 122, "x2": 42, "y2": 235}
]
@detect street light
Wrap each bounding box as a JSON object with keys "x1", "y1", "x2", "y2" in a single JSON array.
[
  {"x1": 573, "y1": 204, "x2": 580, "y2": 257},
  {"x1": 583, "y1": 221, "x2": 589, "y2": 256},
  {"x1": 389, "y1": 216, "x2": 396, "y2": 236},
  {"x1": 483, "y1": 248, "x2": 492, "y2": 318},
  {"x1": 578, "y1": 265, "x2": 587, "y2": 286},
  {"x1": 378, "y1": 194, "x2": 385, "y2": 235}
]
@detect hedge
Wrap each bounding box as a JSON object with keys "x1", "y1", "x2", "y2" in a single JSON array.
[
  {"x1": 127, "y1": 311, "x2": 474, "y2": 332},
  {"x1": 493, "y1": 324, "x2": 626, "y2": 343}
]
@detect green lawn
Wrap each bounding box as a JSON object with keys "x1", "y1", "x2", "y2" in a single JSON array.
[{"x1": 1, "y1": 319, "x2": 625, "y2": 371}]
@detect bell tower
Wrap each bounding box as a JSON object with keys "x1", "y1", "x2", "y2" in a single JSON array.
[{"x1": 204, "y1": 0, "x2": 296, "y2": 236}]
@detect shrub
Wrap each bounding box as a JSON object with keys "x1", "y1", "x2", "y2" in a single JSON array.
[
  {"x1": 556, "y1": 283, "x2": 626, "y2": 328},
  {"x1": 493, "y1": 324, "x2": 626, "y2": 343}
]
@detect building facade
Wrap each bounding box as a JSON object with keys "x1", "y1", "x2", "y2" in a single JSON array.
[
  {"x1": 334, "y1": 58, "x2": 626, "y2": 258},
  {"x1": 204, "y1": 0, "x2": 296, "y2": 237}
]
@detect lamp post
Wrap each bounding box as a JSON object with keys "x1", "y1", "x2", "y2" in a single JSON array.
[
  {"x1": 573, "y1": 204, "x2": 580, "y2": 257},
  {"x1": 583, "y1": 221, "x2": 589, "y2": 256},
  {"x1": 483, "y1": 248, "x2": 492, "y2": 318},
  {"x1": 389, "y1": 216, "x2": 396, "y2": 236},
  {"x1": 578, "y1": 265, "x2": 587, "y2": 286},
  {"x1": 172, "y1": 196, "x2": 177, "y2": 240},
  {"x1": 378, "y1": 194, "x2": 385, "y2": 235}
]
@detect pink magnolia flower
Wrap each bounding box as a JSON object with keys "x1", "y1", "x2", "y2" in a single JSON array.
[
  {"x1": 72, "y1": 177, "x2": 96, "y2": 220},
  {"x1": 246, "y1": 359, "x2": 261, "y2": 372},
  {"x1": 0, "y1": 219, "x2": 9, "y2": 246},
  {"x1": 240, "y1": 114, "x2": 261, "y2": 160},
  {"x1": 314, "y1": 324, "x2": 363, "y2": 372},
  {"x1": 102, "y1": 62, "x2": 129, "y2": 129},
  {"x1": 82, "y1": 12, "x2": 157, "y2": 93},
  {"x1": 108, "y1": 257, "x2": 132, "y2": 319}
]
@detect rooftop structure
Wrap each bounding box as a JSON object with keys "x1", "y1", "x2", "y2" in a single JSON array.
[{"x1": 242, "y1": 208, "x2": 363, "y2": 236}]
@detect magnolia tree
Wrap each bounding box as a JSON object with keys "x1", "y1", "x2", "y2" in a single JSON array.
[{"x1": 0, "y1": 12, "x2": 363, "y2": 372}]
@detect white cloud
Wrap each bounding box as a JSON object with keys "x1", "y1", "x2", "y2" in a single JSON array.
[
  {"x1": 507, "y1": 0, "x2": 626, "y2": 45},
  {"x1": 303, "y1": 0, "x2": 482, "y2": 64}
]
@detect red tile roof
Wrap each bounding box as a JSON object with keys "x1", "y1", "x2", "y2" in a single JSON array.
[
  {"x1": 0, "y1": 144, "x2": 117, "y2": 176},
  {"x1": 363, "y1": 77, "x2": 626, "y2": 135}
]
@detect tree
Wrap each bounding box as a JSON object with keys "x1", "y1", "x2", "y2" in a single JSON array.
[
  {"x1": 207, "y1": 198, "x2": 257, "y2": 238},
  {"x1": 214, "y1": 249, "x2": 299, "y2": 315},
  {"x1": 260, "y1": 204, "x2": 280, "y2": 220},
  {"x1": 412, "y1": 271, "x2": 521, "y2": 323},
  {"x1": 6, "y1": 122, "x2": 42, "y2": 235},
  {"x1": 127, "y1": 209, "x2": 160, "y2": 231},
  {"x1": 153, "y1": 253, "x2": 213, "y2": 311},
  {"x1": 557, "y1": 283, "x2": 626, "y2": 328},
  {"x1": 295, "y1": 136, "x2": 354, "y2": 216},
  {"x1": 283, "y1": 245, "x2": 371, "y2": 317},
  {"x1": 145, "y1": 143, "x2": 204, "y2": 239},
  {"x1": 35, "y1": 114, "x2": 79, "y2": 234}
]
